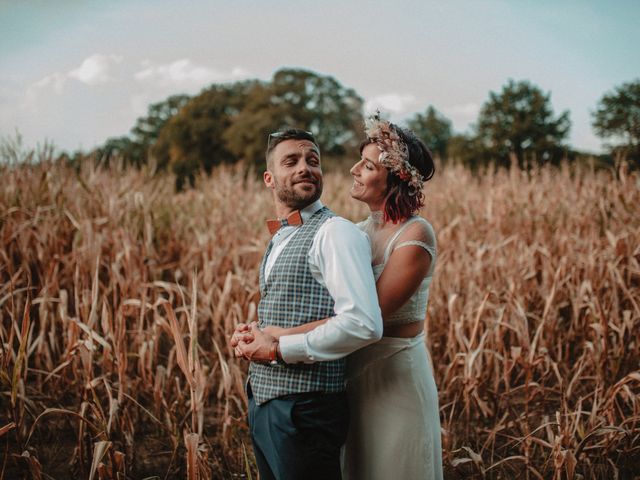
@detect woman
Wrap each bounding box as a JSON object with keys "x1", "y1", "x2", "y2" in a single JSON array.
[
  {"x1": 340, "y1": 113, "x2": 442, "y2": 479},
  {"x1": 266, "y1": 113, "x2": 442, "y2": 479}
]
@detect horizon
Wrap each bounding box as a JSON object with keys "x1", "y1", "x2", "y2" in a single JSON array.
[{"x1": 1, "y1": 0, "x2": 639, "y2": 155}]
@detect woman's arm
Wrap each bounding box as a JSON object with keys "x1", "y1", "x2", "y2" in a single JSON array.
[
  {"x1": 261, "y1": 224, "x2": 433, "y2": 340},
  {"x1": 263, "y1": 319, "x2": 328, "y2": 339},
  {"x1": 263, "y1": 248, "x2": 431, "y2": 341},
  {"x1": 377, "y1": 219, "x2": 434, "y2": 317},
  {"x1": 375, "y1": 245, "x2": 432, "y2": 317},
  {"x1": 264, "y1": 247, "x2": 430, "y2": 339}
]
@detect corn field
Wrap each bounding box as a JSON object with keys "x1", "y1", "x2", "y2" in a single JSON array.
[{"x1": 1, "y1": 157, "x2": 639, "y2": 479}]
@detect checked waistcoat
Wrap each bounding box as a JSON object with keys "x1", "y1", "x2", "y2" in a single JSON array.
[{"x1": 249, "y1": 207, "x2": 345, "y2": 405}]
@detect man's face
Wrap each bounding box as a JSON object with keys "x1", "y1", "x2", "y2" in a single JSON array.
[{"x1": 264, "y1": 139, "x2": 323, "y2": 210}]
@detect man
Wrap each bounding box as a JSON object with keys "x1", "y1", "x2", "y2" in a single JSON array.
[{"x1": 229, "y1": 128, "x2": 382, "y2": 479}]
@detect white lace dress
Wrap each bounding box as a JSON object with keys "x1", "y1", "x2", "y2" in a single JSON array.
[{"x1": 341, "y1": 215, "x2": 443, "y2": 480}]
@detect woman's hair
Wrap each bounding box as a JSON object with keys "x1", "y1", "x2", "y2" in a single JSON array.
[{"x1": 361, "y1": 125, "x2": 435, "y2": 223}]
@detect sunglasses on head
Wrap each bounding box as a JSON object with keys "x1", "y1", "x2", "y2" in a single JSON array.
[{"x1": 267, "y1": 130, "x2": 315, "y2": 150}]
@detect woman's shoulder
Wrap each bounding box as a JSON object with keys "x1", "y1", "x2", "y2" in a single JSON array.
[
  {"x1": 392, "y1": 215, "x2": 437, "y2": 253},
  {"x1": 410, "y1": 214, "x2": 434, "y2": 229},
  {"x1": 404, "y1": 215, "x2": 436, "y2": 238}
]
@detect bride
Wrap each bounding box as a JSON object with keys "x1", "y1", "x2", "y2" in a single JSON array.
[{"x1": 263, "y1": 113, "x2": 443, "y2": 479}]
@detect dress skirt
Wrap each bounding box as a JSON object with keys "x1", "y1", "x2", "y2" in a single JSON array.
[{"x1": 341, "y1": 332, "x2": 443, "y2": 480}]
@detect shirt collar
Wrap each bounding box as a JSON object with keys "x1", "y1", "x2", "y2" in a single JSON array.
[{"x1": 300, "y1": 200, "x2": 323, "y2": 222}]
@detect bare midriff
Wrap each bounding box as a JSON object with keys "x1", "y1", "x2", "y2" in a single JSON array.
[{"x1": 383, "y1": 321, "x2": 424, "y2": 338}]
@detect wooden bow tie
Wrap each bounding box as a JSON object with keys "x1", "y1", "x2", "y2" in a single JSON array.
[{"x1": 266, "y1": 210, "x2": 303, "y2": 235}]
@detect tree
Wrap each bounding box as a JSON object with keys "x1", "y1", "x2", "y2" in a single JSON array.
[
  {"x1": 224, "y1": 68, "x2": 364, "y2": 166},
  {"x1": 101, "y1": 136, "x2": 144, "y2": 166},
  {"x1": 103, "y1": 94, "x2": 190, "y2": 167},
  {"x1": 446, "y1": 134, "x2": 482, "y2": 168},
  {"x1": 406, "y1": 106, "x2": 452, "y2": 160},
  {"x1": 131, "y1": 94, "x2": 191, "y2": 148},
  {"x1": 101, "y1": 68, "x2": 365, "y2": 188},
  {"x1": 592, "y1": 79, "x2": 640, "y2": 164},
  {"x1": 475, "y1": 80, "x2": 570, "y2": 168},
  {"x1": 152, "y1": 81, "x2": 258, "y2": 189},
  {"x1": 221, "y1": 81, "x2": 282, "y2": 167}
]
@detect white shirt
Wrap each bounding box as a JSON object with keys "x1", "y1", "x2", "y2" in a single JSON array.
[{"x1": 265, "y1": 200, "x2": 383, "y2": 364}]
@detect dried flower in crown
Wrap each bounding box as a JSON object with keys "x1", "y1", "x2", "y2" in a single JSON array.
[{"x1": 364, "y1": 112, "x2": 424, "y2": 196}]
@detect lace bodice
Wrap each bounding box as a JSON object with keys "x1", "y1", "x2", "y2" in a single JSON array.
[{"x1": 358, "y1": 215, "x2": 437, "y2": 326}]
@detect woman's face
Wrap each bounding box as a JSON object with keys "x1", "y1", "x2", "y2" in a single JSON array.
[{"x1": 350, "y1": 142, "x2": 389, "y2": 210}]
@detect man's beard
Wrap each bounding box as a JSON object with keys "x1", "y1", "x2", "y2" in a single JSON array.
[{"x1": 274, "y1": 176, "x2": 323, "y2": 210}]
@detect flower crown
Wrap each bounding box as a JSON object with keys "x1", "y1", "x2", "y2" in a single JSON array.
[{"x1": 364, "y1": 112, "x2": 424, "y2": 196}]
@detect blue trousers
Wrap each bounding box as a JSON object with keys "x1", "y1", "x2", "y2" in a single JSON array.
[{"x1": 247, "y1": 383, "x2": 349, "y2": 480}]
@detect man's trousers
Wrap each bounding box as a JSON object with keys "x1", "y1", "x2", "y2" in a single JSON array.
[{"x1": 247, "y1": 383, "x2": 349, "y2": 480}]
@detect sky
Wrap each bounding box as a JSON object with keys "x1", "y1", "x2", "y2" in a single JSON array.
[{"x1": 1, "y1": 0, "x2": 639, "y2": 154}]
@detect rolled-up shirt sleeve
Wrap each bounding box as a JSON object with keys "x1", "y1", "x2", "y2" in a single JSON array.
[{"x1": 279, "y1": 217, "x2": 383, "y2": 363}]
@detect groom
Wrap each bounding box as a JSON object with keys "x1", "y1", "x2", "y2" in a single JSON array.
[{"x1": 229, "y1": 128, "x2": 382, "y2": 479}]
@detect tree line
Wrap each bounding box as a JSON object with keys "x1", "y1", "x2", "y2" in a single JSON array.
[{"x1": 63, "y1": 68, "x2": 639, "y2": 189}]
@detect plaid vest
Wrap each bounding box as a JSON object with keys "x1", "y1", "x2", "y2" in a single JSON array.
[{"x1": 249, "y1": 207, "x2": 345, "y2": 405}]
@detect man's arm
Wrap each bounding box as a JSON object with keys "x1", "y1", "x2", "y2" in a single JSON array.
[{"x1": 277, "y1": 217, "x2": 383, "y2": 363}]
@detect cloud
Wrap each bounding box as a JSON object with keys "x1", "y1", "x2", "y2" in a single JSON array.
[
  {"x1": 22, "y1": 72, "x2": 68, "y2": 111},
  {"x1": 365, "y1": 93, "x2": 417, "y2": 115},
  {"x1": 32, "y1": 72, "x2": 67, "y2": 94},
  {"x1": 129, "y1": 60, "x2": 252, "y2": 117},
  {"x1": 13, "y1": 56, "x2": 253, "y2": 149},
  {"x1": 134, "y1": 59, "x2": 249, "y2": 89},
  {"x1": 24, "y1": 53, "x2": 124, "y2": 110},
  {"x1": 68, "y1": 54, "x2": 123, "y2": 85},
  {"x1": 230, "y1": 66, "x2": 251, "y2": 78}
]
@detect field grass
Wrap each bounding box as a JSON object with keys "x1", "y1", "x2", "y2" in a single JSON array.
[{"x1": 1, "y1": 157, "x2": 639, "y2": 479}]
